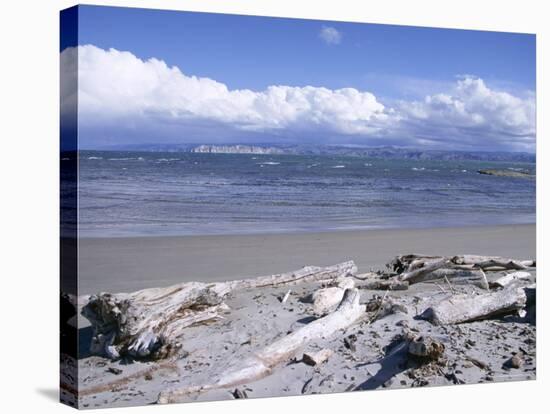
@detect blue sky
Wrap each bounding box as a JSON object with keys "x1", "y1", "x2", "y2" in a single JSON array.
[{"x1": 63, "y1": 5, "x2": 536, "y2": 152}]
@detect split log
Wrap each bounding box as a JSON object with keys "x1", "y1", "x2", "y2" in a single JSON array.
[
  {"x1": 420, "y1": 286, "x2": 527, "y2": 325},
  {"x1": 82, "y1": 261, "x2": 356, "y2": 360},
  {"x1": 490, "y1": 271, "x2": 531, "y2": 288},
  {"x1": 407, "y1": 268, "x2": 489, "y2": 289},
  {"x1": 157, "y1": 288, "x2": 365, "y2": 403}
]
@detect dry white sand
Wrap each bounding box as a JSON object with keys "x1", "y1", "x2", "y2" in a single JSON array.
[{"x1": 66, "y1": 224, "x2": 536, "y2": 409}]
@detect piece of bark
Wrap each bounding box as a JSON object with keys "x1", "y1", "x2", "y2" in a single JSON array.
[
  {"x1": 82, "y1": 261, "x2": 357, "y2": 360},
  {"x1": 408, "y1": 268, "x2": 489, "y2": 289},
  {"x1": 490, "y1": 271, "x2": 531, "y2": 288},
  {"x1": 157, "y1": 288, "x2": 365, "y2": 403},
  {"x1": 303, "y1": 349, "x2": 333, "y2": 366},
  {"x1": 420, "y1": 286, "x2": 527, "y2": 325}
]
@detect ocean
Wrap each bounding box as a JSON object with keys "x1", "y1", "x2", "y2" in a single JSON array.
[{"x1": 75, "y1": 151, "x2": 536, "y2": 237}]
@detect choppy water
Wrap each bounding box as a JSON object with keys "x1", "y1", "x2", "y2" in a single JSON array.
[{"x1": 74, "y1": 151, "x2": 535, "y2": 237}]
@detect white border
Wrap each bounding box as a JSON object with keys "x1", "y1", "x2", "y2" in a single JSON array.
[{"x1": 0, "y1": 1, "x2": 547, "y2": 413}]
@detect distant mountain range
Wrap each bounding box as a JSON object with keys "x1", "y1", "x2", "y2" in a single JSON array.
[{"x1": 96, "y1": 143, "x2": 536, "y2": 163}]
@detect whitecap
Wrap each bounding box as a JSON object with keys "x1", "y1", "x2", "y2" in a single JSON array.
[
  {"x1": 258, "y1": 162, "x2": 280, "y2": 165},
  {"x1": 87, "y1": 156, "x2": 103, "y2": 160},
  {"x1": 332, "y1": 165, "x2": 346, "y2": 169}
]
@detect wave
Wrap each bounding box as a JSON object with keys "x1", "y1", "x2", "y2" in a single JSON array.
[
  {"x1": 257, "y1": 162, "x2": 280, "y2": 165},
  {"x1": 87, "y1": 156, "x2": 103, "y2": 160},
  {"x1": 331, "y1": 165, "x2": 346, "y2": 169}
]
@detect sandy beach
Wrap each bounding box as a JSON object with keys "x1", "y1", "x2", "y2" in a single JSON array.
[
  {"x1": 61, "y1": 223, "x2": 537, "y2": 409},
  {"x1": 78, "y1": 224, "x2": 535, "y2": 294}
]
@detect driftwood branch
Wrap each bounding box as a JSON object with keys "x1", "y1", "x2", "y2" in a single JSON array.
[
  {"x1": 157, "y1": 288, "x2": 365, "y2": 403},
  {"x1": 82, "y1": 261, "x2": 357, "y2": 360}
]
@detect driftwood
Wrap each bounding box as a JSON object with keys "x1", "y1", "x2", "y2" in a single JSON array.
[
  {"x1": 490, "y1": 271, "x2": 531, "y2": 288},
  {"x1": 157, "y1": 288, "x2": 365, "y2": 403},
  {"x1": 420, "y1": 286, "x2": 527, "y2": 325},
  {"x1": 303, "y1": 349, "x2": 333, "y2": 366},
  {"x1": 451, "y1": 255, "x2": 529, "y2": 271},
  {"x1": 399, "y1": 258, "x2": 450, "y2": 282},
  {"x1": 408, "y1": 335, "x2": 445, "y2": 361},
  {"x1": 82, "y1": 261, "x2": 357, "y2": 360},
  {"x1": 408, "y1": 268, "x2": 489, "y2": 289},
  {"x1": 389, "y1": 254, "x2": 535, "y2": 275},
  {"x1": 311, "y1": 277, "x2": 355, "y2": 316},
  {"x1": 359, "y1": 278, "x2": 409, "y2": 291}
]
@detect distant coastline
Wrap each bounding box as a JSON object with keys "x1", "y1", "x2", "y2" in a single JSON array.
[{"x1": 76, "y1": 144, "x2": 536, "y2": 163}]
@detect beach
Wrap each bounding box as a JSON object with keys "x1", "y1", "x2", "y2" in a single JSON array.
[
  {"x1": 79, "y1": 224, "x2": 535, "y2": 294},
  {"x1": 63, "y1": 223, "x2": 537, "y2": 408}
]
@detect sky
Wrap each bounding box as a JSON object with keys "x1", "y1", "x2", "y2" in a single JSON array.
[{"x1": 61, "y1": 5, "x2": 536, "y2": 152}]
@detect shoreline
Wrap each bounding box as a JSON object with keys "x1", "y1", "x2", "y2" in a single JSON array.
[{"x1": 78, "y1": 223, "x2": 535, "y2": 295}]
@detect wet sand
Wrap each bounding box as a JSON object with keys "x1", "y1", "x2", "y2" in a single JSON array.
[{"x1": 78, "y1": 224, "x2": 535, "y2": 295}]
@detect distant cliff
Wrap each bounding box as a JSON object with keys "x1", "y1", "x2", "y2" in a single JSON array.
[
  {"x1": 190, "y1": 145, "x2": 285, "y2": 155},
  {"x1": 100, "y1": 143, "x2": 535, "y2": 163}
]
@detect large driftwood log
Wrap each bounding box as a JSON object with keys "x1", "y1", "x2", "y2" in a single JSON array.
[
  {"x1": 399, "y1": 258, "x2": 450, "y2": 282},
  {"x1": 157, "y1": 288, "x2": 365, "y2": 403},
  {"x1": 389, "y1": 254, "x2": 535, "y2": 275},
  {"x1": 490, "y1": 271, "x2": 531, "y2": 288},
  {"x1": 451, "y1": 255, "x2": 529, "y2": 271},
  {"x1": 408, "y1": 268, "x2": 489, "y2": 289},
  {"x1": 82, "y1": 261, "x2": 357, "y2": 360},
  {"x1": 420, "y1": 286, "x2": 527, "y2": 325}
]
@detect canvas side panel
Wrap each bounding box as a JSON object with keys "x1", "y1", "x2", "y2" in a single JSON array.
[{"x1": 60, "y1": 5, "x2": 79, "y2": 409}]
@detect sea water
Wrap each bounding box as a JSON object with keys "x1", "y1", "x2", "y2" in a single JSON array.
[{"x1": 74, "y1": 151, "x2": 535, "y2": 237}]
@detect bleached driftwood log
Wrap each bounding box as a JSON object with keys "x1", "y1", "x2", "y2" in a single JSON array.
[
  {"x1": 399, "y1": 258, "x2": 450, "y2": 282},
  {"x1": 490, "y1": 271, "x2": 531, "y2": 288},
  {"x1": 82, "y1": 261, "x2": 357, "y2": 360},
  {"x1": 420, "y1": 286, "x2": 527, "y2": 325},
  {"x1": 389, "y1": 254, "x2": 535, "y2": 275},
  {"x1": 408, "y1": 268, "x2": 489, "y2": 289},
  {"x1": 451, "y1": 255, "x2": 529, "y2": 271},
  {"x1": 157, "y1": 288, "x2": 365, "y2": 404}
]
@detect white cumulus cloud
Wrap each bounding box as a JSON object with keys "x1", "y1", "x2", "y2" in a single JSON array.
[
  {"x1": 61, "y1": 45, "x2": 536, "y2": 151},
  {"x1": 319, "y1": 26, "x2": 342, "y2": 45},
  {"x1": 72, "y1": 44, "x2": 392, "y2": 136}
]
